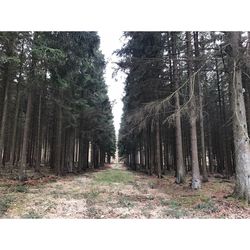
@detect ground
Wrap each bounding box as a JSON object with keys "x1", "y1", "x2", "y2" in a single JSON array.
[{"x1": 0, "y1": 163, "x2": 250, "y2": 219}]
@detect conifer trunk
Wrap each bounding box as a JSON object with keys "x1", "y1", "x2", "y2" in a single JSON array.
[
  {"x1": 186, "y1": 32, "x2": 201, "y2": 189},
  {"x1": 35, "y1": 93, "x2": 42, "y2": 172},
  {"x1": 19, "y1": 91, "x2": 32, "y2": 180},
  {"x1": 171, "y1": 32, "x2": 185, "y2": 183},
  {"x1": 0, "y1": 68, "x2": 10, "y2": 167},
  {"x1": 194, "y1": 32, "x2": 208, "y2": 182},
  {"x1": 155, "y1": 118, "x2": 161, "y2": 178},
  {"x1": 230, "y1": 32, "x2": 250, "y2": 201}
]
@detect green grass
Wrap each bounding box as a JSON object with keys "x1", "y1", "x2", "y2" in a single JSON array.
[
  {"x1": 175, "y1": 193, "x2": 211, "y2": 207},
  {"x1": 0, "y1": 196, "x2": 14, "y2": 217},
  {"x1": 168, "y1": 200, "x2": 181, "y2": 208},
  {"x1": 15, "y1": 185, "x2": 28, "y2": 193},
  {"x1": 94, "y1": 169, "x2": 134, "y2": 184},
  {"x1": 194, "y1": 200, "x2": 218, "y2": 213},
  {"x1": 7, "y1": 184, "x2": 29, "y2": 193}
]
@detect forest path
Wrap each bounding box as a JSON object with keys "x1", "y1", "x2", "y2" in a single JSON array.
[{"x1": 1, "y1": 164, "x2": 250, "y2": 218}]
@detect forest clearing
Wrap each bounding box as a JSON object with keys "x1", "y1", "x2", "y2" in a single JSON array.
[{"x1": 0, "y1": 163, "x2": 249, "y2": 219}]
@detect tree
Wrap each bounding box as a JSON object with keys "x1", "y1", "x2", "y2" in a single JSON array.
[
  {"x1": 186, "y1": 32, "x2": 201, "y2": 189},
  {"x1": 0, "y1": 32, "x2": 116, "y2": 179},
  {"x1": 171, "y1": 32, "x2": 185, "y2": 183},
  {"x1": 229, "y1": 32, "x2": 250, "y2": 201}
]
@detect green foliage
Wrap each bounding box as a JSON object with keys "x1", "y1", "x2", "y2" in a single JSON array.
[
  {"x1": 117, "y1": 32, "x2": 167, "y2": 159},
  {"x1": 0, "y1": 31, "x2": 115, "y2": 177}
]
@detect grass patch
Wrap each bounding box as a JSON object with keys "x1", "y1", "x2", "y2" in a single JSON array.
[
  {"x1": 160, "y1": 198, "x2": 170, "y2": 206},
  {"x1": 50, "y1": 190, "x2": 69, "y2": 199},
  {"x1": 71, "y1": 192, "x2": 87, "y2": 200},
  {"x1": 162, "y1": 208, "x2": 187, "y2": 218},
  {"x1": 194, "y1": 200, "x2": 218, "y2": 213},
  {"x1": 7, "y1": 184, "x2": 28, "y2": 193},
  {"x1": 0, "y1": 196, "x2": 14, "y2": 217},
  {"x1": 0, "y1": 182, "x2": 12, "y2": 188},
  {"x1": 83, "y1": 189, "x2": 100, "y2": 199},
  {"x1": 94, "y1": 169, "x2": 134, "y2": 184},
  {"x1": 175, "y1": 193, "x2": 211, "y2": 208},
  {"x1": 22, "y1": 210, "x2": 42, "y2": 219},
  {"x1": 160, "y1": 199, "x2": 182, "y2": 208},
  {"x1": 86, "y1": 207, "x2": 101, "y2": 219},
  {"x1": 148, "y1": 181, "x2": 157, "y2": 189},
  {"x1": 118, "y1": 197, "x2": 134, "y2": 208},
  {"x1": 15, "y1": 185, "x2": 28, "y2": 193},
  {"x1": 168, "y1": 200, "x2": 181, "y2": 209},
  {"x1": 120, "y1": 214, "x2": 130, "y2": 219}
]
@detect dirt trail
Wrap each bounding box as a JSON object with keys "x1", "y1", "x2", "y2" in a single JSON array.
[{"x1": 1, "y1": 163, "x2": 250, "y2": 218}]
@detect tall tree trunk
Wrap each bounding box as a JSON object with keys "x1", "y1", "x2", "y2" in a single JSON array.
[
  {"x1": 149, "y1": 124, "x2": 154, "y2": 175},
  {"x1": 35, "y1": 93, "x2": 42, "y2": 172},
  {"x1": 84, "y1": 139, "x2": 89, "y2": 169},
  {"x1": 171, "y1": 32, "x2": 185, "y2": 183},
  {"x1": 10, "y1": 84, "x2": 21, "y2": 166},
  {"x1": 0, "y1": 36, "x2": 16, "y2": 167},
  {"x1": 194, "y1": 32, "x2": 208, "y2": 182},
  {"x1": 155, "y1": 118, "x2": 161, "y2": 178},
  {"x1": 0, "y1": 67, "x2": 10, "y2": 167},
  {"x1": 230, "y1": 32, "x2": 250, "y2": 201},
  {"x1": 186, "y1": 32, "x2": 201, "y2": 189},
  {"x1": 19, "y1": 91, "x2": 33, "y2": 180},
  {"x1": 55, "y1": 94, "x2": 63, "y2": 176}
]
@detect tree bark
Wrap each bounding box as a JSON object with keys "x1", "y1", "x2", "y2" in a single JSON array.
[
  {"x1": 171, "y1": 32, "x2": 185, "y2": 183},
  {"x1": 55, "y1": 91, "x2": 63, "y2": 176},
  {"x1": 35, "y1": 93, "x2": 42, "y2": 172},
  {"x1": 230, "y1": 32, "x2": 250, "y2": 201},
  {"x1": 193, "y1": 32, "x2": 208, "y2": 182},
  {"x1": 155, "y1": 118, "x2": 162, "y2": 178},
  {"x1": 186, "y1": 32, "x2": 201, "y2": 189},
  {"x1": 19, "y1": 91, "x2": 33, "y2": 180},
  {"x1": 0, "y1": 67, "x2": 10, "y2": 167}
]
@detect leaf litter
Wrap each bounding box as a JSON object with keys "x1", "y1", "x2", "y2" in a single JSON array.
[{"x1": 1, "y1": 163, "x2": 250, "y2": 218}]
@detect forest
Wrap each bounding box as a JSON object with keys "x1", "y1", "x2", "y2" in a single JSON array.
[
  {"x1": 117, "y1": 32, "x2": 250, "y2": 200},
  {"x1": 0, "y1": 32, "x2": 116, "y2": 180},
  {"x1": 0, "y1": 31, "x2": 250, "y2": 219}
]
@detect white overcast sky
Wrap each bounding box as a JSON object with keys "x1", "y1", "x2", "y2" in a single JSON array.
[{"x1": 98, "y1": 31, "x2": 125, "y2": 136}]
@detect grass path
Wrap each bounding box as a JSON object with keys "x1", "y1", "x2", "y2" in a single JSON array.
[{"x1": 1, "y1": 163, "x2": 250, "y2": 218}]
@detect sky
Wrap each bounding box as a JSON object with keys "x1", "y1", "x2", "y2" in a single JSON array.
[{"x1": 98, "y1": 31, "x2": 126, "y2": 137}]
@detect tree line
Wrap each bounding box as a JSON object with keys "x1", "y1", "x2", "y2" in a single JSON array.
[
  {"x1": 117, "y1": 32, "x2": 250, "y2": 201},
  {"x1": 0, "y1": 32, "x2": 116, "y2": 180}
]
